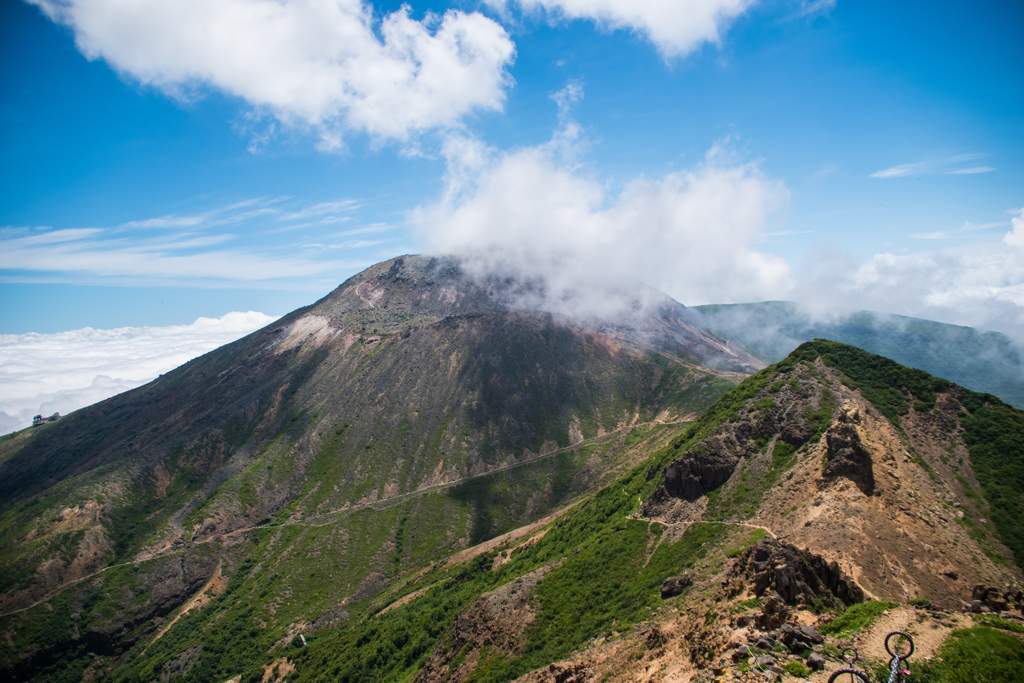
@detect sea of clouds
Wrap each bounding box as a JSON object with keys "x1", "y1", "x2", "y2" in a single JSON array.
[{"x1": 0, "y1": 311, "x2": 276, "y2": 434}]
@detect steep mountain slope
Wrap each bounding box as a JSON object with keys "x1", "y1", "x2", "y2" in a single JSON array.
[
  {"x1": 5, "y1": 338, "x2": 1024, "y2": 682},
  {"x1": 693, "y1": 301, "x2": 1024, "y2": 408},
  {"x1": 267, "y1": 340, "x2": 1024, "y2": 683},
  {"x1": 0, "y1": 255, "x2": 758, "y2": 680}
]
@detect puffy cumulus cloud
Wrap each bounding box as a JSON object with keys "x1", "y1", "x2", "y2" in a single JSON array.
[
  {"x1": 28, "y1": 0, "x2": 515, "y2": 147},
  {"x1": 414, "y1": 133, "x2": 792, "y2": 317},
  {"x1": 0, "y1": 311, "x2": 276, "y2": 434},
  {"x1": 798, "y1": 208, "x2": 1024, "y2": 340},
  {"x1": 500, "y1": 0, "x2": 755, "y2": 57}
]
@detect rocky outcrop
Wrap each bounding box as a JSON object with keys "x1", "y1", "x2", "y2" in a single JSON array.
[
  {"x1": 415, "y1": 565, "x2": 553, "y2": 683},
  {"x1": 661, "y1": 440, "x2": 741, "y2": 502},
  {"x1": 964, "y1": 584, "x2": 1024, "y2": 614},
  {"x1": 821, "y1": 402, "x2": 875, "y2": 495},
  {"x1": 661, "y1": 574, "x2": 693, "y2": 598},
  {"x1": 725, "y1": 538, "x2": 864, "y2": 610}
]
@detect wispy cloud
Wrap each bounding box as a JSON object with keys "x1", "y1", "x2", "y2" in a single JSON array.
[
  {"x1": 946, "y1": 166, "x2": 994, "y2": 175},
  {"x1": 278, "y1": 200, "x2": 364, "y2": 222},
  {"x1": 795, "y1": 0, "x2": 836, "y2": 17},
  {"x1": 416, "y1": 131, "x2": 793, "y2": 313},
  {"x1": 0, "y1": 197, "x2": 399, "y2": 288},
  {"x1": 799, "y1": 209, "x2": 1024, "y2": 341},
  {"x1": 870, "y1": 153, "x2": 992, "y2": 178},
  {"x1": 909, "y1": 217, "x2": 1009, "y2": 240},
  {"x1": 335, "y1": 223, "x2": 395, "y2": 237}
]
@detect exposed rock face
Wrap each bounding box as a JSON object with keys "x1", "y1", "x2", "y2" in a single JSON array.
[
  {"x1": 726, "y1": 538, "x2": 864, "y2": 609},
  {"x1": 821, "y1": 402, "x2": 875, "y2": 495},
  {"x1": 640, "y1": 367, "x2": 823, "y2": 517},
  {"x1": 661, "y1": 574, "x2": 693, "y2": 598},
  {"x1": 660, "y1": 439, "x2": 741, "y2": 502},
  {"x1": 415, "y1": 565, "x2": 553, "y2": 683}
]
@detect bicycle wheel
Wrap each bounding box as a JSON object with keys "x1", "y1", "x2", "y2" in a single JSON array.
[
  {"x1": 827, "y1": 668, "x2": 871, "y2": 683},
  {"x1": 884, "y1": 630, "x2": 915, "y2": 658}
]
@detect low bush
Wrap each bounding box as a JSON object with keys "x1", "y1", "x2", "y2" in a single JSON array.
[{"x1": 818, "y1": 600, "x2": 898, "y2": 635}]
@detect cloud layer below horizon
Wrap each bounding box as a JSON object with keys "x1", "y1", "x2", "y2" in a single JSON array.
[{"x1": 0, "y1": 311, "x2": 276, "y2": 434}]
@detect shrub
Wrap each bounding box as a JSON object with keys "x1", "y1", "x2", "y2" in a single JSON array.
[
  {"x1": 783, "y1": 660, "x2": 811, "y2": 677},
  {"x1": 818, "y1": 600, "x2": 898, "y2": 635}
]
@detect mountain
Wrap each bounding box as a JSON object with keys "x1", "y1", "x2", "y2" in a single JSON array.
[
  {"x1": 276, "y1": 341, "x2": 1024, "y2": 683},
  {"x1": 692, "y1": 301, "x2": 1024, "y2": 409},
  {"x1": 0, "y1": 255, "x2": 762, "y2": 680},
  {"x1": 4, "y1": 314, "x2": 1024, "y2": 681}
]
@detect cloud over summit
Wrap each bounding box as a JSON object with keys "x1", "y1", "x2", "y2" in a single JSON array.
[{"x1": 416, "y1": 132, "x2": 793, "y2": 317}]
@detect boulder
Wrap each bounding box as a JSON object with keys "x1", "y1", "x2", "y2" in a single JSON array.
[
  {"x1": 797, "y1": 624, "x2": 823, "y2": 645},
  {"x1": 806, "y1": 653, "x2": 826, "y2": 671},
  {"x1": 660, "y1": 574, "x2": 693, "y2": 598}
]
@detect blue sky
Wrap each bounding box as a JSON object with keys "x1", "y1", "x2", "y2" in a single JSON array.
[{"x1": 2, "y1": 0, "x2": 1022, "y2": 338}]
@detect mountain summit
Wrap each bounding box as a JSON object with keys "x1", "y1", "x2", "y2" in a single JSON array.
[{"x1": 304, "y1": 255, "x2": 761, "y2": 372}]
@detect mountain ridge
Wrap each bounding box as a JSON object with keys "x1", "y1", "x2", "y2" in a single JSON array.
[
  {"x1": 2, "y1": 259, "x2": 1024, "y2": 682},
  {"x1": 693, "y1": 301, "x2": 1024, "y2": 408}
]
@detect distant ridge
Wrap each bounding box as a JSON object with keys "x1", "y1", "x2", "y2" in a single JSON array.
[{"x1": 692, "y1": 301, "x2": 1024, "y2": 408}]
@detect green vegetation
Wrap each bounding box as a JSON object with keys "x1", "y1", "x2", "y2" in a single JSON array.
[
  {"x1": 693, "y1": 301, "x2": 1024, "y2": 408},
  {"x1": 973, "y1": 614, "x2": 1024, "y2": 634},
  {"x1": 278, "y1": 462, "x2": 732, "y2": 683},
  {"x1": 725, "y1": 528, "x2": 767, "y2": 557},
  {"x1": 704, "y1": 439, "x2": 799, "y2": 521},
  {"x1": 872, "y1": 626, "x2": 1024, "y2": 683},
  {"x1": 806, "y1": 386, "x2": 837, "y2": 440},
  {"x1": 510, "y1": 522, "x2": 726, "y2": 676},
  {"x1": 783, "y1": 660, "x2": 811, "y2": 677},
  {"x1": 958, "y1": 394, "x2": 1024, "y2": 568},
  {"x1": 818, "y1": 600, "x2": 898, "y2": 635},
  {"x1": 787, "y1": 340, "x2": 950, "y2": 426}
]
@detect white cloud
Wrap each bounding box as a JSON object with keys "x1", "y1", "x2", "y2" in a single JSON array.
[
  {"x1": 946, "y1": 166, "x2": 994, "y2": 175},
  {"x1": 500, "y1": 0, "x2": 755, "y2": 57},
  {"x1": 796, "y1": 0, "x2": 835, "y2": 17},
  {"x1": 29, "y1": 0, "x2": 516, "y2": 147},
  {"x1": 870, "y1": 153, "x2": 991, "y2": 179},
  {"x1": 414, "y1": 132, "x2": 792, "y2": 316},
  {"x1": 799, "y1": 208, "x2": 1024, "y2": 340},
  {"x1": 909, "y1": 217, "x2": 1009, "y2": 240},
  {"x1": 0, "y1": 228, "x2": 345, "y2": 283},
  {"x1": 0, "y1": 197, "x2": 381, "y2": 287},
  {"x1": 0, "y1": 311, "x2": 276, "y2": 433}
]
